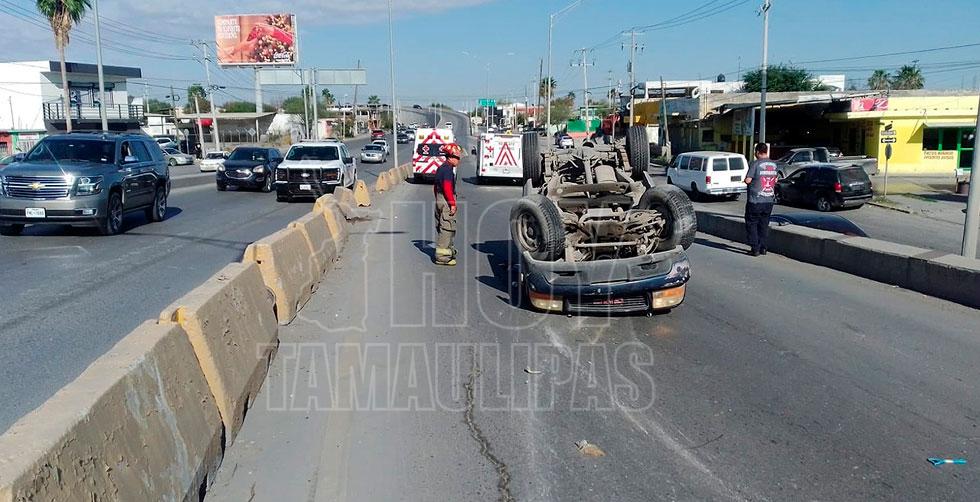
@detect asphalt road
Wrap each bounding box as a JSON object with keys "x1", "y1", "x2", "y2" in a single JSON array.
[
  {"x1": 208, "y1": 117, "x2": 980, "y2": 501},
  {"x1": 0, "y1": 109, "x2": 436, "y2": 432}
]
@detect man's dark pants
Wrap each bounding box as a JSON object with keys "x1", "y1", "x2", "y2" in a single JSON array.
[{"x1": 744, "y1": 201, "x2": 775, "y2": 253}]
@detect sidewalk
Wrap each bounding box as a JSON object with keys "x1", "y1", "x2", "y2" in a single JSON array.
[{"x1": 869, "y1": 175, "x2": 968, "y2": 225}]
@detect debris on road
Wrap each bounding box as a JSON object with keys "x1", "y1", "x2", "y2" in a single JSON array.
[
  {"x1": 576, "y1": 440, "x2": 606, "y2": 458},
  {"x1": 927, "y1": 457, "x2": 967, "y2": 466},
  {"x1": 524, "y1": 367, "x2": 543, "y2": 375}
]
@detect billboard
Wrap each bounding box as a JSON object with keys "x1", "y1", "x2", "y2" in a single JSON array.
[
  {"x1": 851, "y1": 97, "x2": 888, "y2": 112},
  {"x1": 215, "y1": 14, "x2": 297, "y2": 66}
]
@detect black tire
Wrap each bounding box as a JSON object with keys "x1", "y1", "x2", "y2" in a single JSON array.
[
  {"x1": 216, "y1": 181, "x2": 227, "y2": 191},
  {"x1": 639, "y1": 185, "x2": 697, "y2": 251},
  {"x1": 98, "y1": 191, "x2": 124, "y2": 236},
  {"x1": 521, "y1": 132, "x2": 543, "y2": 187},
  {"x1": 690, "y1": 182, "x2": 701, "y2": 202},
  {"x1": 146, "y1": 186, "x2": 167, "y2": 222},
  {"x1": 413, "y1": 173, "x2": 424, "y2": 184},
  {"x1": 626, "y1": 126, "x2": 650, "y2": 180},
  {"x1": 168, "y1": 158, "x2": 177, "y2": 167},
  {"x1": 0, "y1": 224, "x2": 24, "y2": 236},
  {"x1": 510, "y1": 194, "x2": 564, "y2": 261},
  {"x1": 816, "y1": 195, "x2": 833, "y2": 212},
  {"x1": 261, "y1": 175, "x2": 273, "y2": 193}
]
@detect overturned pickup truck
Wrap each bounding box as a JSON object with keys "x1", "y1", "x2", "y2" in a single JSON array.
[{"x1": 510, "y1": 127, "x2": 696, "y2": 315}]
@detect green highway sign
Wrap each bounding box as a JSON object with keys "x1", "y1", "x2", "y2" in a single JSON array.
[{"x1": 479, "y1": 99, "x2": 496, "y2": 107}]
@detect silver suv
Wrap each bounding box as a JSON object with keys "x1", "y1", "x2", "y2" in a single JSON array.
[{"x1": 0, "y1": 132, "x2": 170, "y2": 236}]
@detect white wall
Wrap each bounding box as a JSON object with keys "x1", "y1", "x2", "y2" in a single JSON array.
[{"x1": 0, "y1": 61, "x2": 47, "y2": 131}]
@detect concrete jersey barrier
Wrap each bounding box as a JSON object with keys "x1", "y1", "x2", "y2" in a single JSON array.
[
  {"x1": 375, "y1": 171, "x2": 391, "y2": 192},
  {"x1": 314, "y1": 195, "x2": 352, "y2": 247},
  {"x1": 243, "y1": 226, "x2": 319, "y2": 325},
  {"x1": 159, "y1": 261, "x2": 279, "y2": 445},
  {"x1": 0, "y1": 321, "x2": 223, "y2": 501},
  {"x1": 289, "y1": 211, "x2": 339, "y2": 281},
  {"x1": 695, "y1": 210, "x2": 980, "y2": 309}
]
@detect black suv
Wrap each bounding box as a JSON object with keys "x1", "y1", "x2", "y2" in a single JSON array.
[
  {"x1": 0, "y1": 132, "x2": 170, "y2": 236},
  {"x1": 775, "y1": 164, "x2": 873, "y2": 211},
  {"x1": 216, "y1": 147, "x2": 282, "y2": 192}
]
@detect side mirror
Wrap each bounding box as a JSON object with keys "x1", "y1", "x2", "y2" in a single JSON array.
[{"x1": 123, "y1": 155, "x2": 138, "y2": 164}]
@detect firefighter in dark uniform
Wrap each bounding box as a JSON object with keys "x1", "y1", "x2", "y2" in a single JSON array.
[{"x1": 433, "y1": 143, "x2": 462, "y2": 266}]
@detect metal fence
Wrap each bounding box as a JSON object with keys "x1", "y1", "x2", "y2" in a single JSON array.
[{"x1": 42, "y1": 102, "x2": 145, "y2": 122}]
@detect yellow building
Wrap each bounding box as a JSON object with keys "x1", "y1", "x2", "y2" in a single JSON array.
[{"x1": 828, "y1": 91, "x2": 978, "y2": 176}]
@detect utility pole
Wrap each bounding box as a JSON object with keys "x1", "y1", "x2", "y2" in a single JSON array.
[
  {"x1": 961, "y1": 93, "x2": 980, "y2": 258},
  {"x1": 571, "y1": 48, "x2": 594, "y2": 135},
  {"x1": 254, "y1": 68, "x2": 263, "y2": 113},
  {"x1": 624, "y1": 30, "x2": 644, "y2": 126},
  {"x1": 352, "y1": 59, "x2": 361, "y2": 136},
  {"x1": 92, "y1": 0, "x2": 108, "y2": 132},
  {"x1": 166, "y1": 86, "x2": 183, "y2": 152},
  {"x1": 537, "y1": 58, "x2": 544, "y2": 126},
  {"x1": 195, "y1": 41, "x2": 221, "y2": 150},
  {"x1": 193, "y1": 95, "x2": 205, "y2": 155},
  {"x1": 311, "y1": 70, "x2": 319, "y2": 140},
  {"x1": 547, "y1": 0, "x2": 585, "y2": 134},
  {"x1": 660, "y1": 76, "x2": 670, "y2": 150},
  {"x1": 387, "y1": 0, "x2": 399, "y2": 171},
  {"x1": 759, "y1": 0, "x2": 772, "y2": 144}
]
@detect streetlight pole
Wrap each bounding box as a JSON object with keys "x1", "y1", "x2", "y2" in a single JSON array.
[
  {"x1": 961, "y1": 94, "x2": 980, "y2": 258},
  {"x1": 196, "y1": 41, "x2": 221, "y2": 151},
  {"x1": 758, "y1": 0, "x2": 772, "y2": 144},
  {"x1": 387, "y1": 0, "x2": 399, "y2": 170},
  {"x1": 92, "y1": 0, "x2": 108, "y2": 132},
  {"x1": 546, "y1": 0, "x2": 585, "y2": 134}
]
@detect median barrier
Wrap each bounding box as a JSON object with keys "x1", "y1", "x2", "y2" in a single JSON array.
[
  {"x1": 823, "y1": 237, "x2": 930, "y2": 287},
  {"x1": 314, "y1": 194, "x2": 352, "y2": 247},
  {"x1": 159, "y1": 262, "x2": 278, "y2": 445},
  {"x1": 353, "y1": 180, "x2": 372, "y2": 207},
  {"x1": 289, "y1": 211, "x2": 338, "y2": 281},
  {"x1": 767, "y1": 224, "x2": 842, "y2": 265},
  {"x1": 401, "y1": 164, "x2": 413, "y2": 179},
  {"x1": 0, "y1": 321, "x2": 223, "y2": 500},
  {"x1": 908, "y1": 253, "x2": 980, "y2": 309},
  {"x1": 388, "y1": 168, "x2": 403, "y2": 185},
  {"x1": 695, "y1": 212, "x2": 745, "y2": 244},
  {"x1": 334, "y1": 186, "x2": 357, "y2": 207},
  {"x1": 375, "y1": 171, "x2": 391, "y2": 192},
  {"x1": 243, "y1": 227, "x2": 318, "y2": 325}
]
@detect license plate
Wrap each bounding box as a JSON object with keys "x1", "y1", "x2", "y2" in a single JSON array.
[
  {"x1": 299, "y1": 184, "x2": 312, "y2": 191},
  {"x1": 731, "y1": 176, "x2": 742, "y2": 182},
  {"x1": 25, "y1": 207, "x2": 46, "y2": 218}
]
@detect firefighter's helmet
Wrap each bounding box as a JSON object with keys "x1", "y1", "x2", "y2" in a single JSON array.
[{"x1": 441, "y1": 143, "x2": 463, "y2": 159}]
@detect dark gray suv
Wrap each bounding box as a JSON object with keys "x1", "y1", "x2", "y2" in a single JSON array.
[{"x1": 0, "y1": 132, "x2": 170, "y2": 236}]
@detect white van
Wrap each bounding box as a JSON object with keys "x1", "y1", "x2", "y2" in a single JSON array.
[{"x1": 666, "y1": 151, "x2": 748, "y2": 199}]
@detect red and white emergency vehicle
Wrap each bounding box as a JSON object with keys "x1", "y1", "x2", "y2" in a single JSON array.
[
  {"x1": 412, "y1": 128, "x2": 455, "y2": 182},
  {"x1": 475, "y1": 132, "x2": 523, "y2": 183}
]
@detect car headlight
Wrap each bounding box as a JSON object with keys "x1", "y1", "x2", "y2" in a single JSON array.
[
  {"x1": 275, "y1": 168, "x2": 287, "y2": 181},
  {"x1": 0, "y1": 175, "x2": 6, "y2": 196},
  {"x1": 217, "y1": 165, "x2": 225, "y2": 172},
  {"x1": 253, "y1": 166, "x2": 265, "y2": 174},
  {"x1": 75, "y1": 175, "x2": 104, "y2": 196}
]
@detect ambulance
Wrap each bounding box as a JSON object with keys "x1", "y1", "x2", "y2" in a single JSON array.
[
  {"x1": 411, "y1": 127, "x2": 455, "y2": 182},
  {"x1": 475, "y1": 132, "x2": 523, "y2": 183}
]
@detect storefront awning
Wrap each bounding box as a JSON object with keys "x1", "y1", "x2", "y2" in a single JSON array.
[{"x1": 924, "y1": 121, "x2": 975, "y2": 128}]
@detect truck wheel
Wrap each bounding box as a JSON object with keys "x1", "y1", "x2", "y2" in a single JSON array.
[
  {"x1": 216, "y1": 181, "x2": 227, "y2": 191},
  {"x1": 510, "y1": 194, "x2": 564, "y2": 262},
  {"x1": 0, "y1": 224, "x2": 24, "y2": 236},
  {"x1": 626, "y1": 126, "x2": 650, "y2": 180},
  {"x1": 521, "y1": 132, "x2": 543, "y2": 187},
  {"x1": 639, "y1": 185, "x2": 697, "y2": 251}
]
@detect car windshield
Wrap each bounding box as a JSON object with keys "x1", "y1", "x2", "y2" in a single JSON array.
[
  {"x1": 364, "y1": 145, "x2": 383, "y2": 151},
  {"x1": 838, "y1": 168, "x2": 869, "y2": 184},
  {"x1": 285, "y1": 146, "x2": 339, "y2": 161},
  {"x1": 25, "y1": 138, "x2": 115, "y2": 164},
  {"x1": 228, "y1": 149, "x2": 268, "y2": 162},
  {"x1": 206, "y1": 152, "x2": 225, "y2": 159}
]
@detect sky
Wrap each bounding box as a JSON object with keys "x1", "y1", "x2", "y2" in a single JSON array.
[{"x1": 2, "y1": 0, "x2": 979, "y2": 110}]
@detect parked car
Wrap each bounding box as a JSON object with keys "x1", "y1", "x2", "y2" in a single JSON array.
[
  {"x1": 396, "y1": 132, "x2": 412, "y2": 144},
  {"x1": 153, "y1": 136, "x2": 178, "y2": 150},
  {"x1": 770, "y1": 213, "x2": 868, "y2": 237},
  {"x1": 360, "y1": 144, "x2": 387, "y2": 163},
  {"x1": 275, "y1": 140, "x2": 356, "y2": 201},
  {"x1": 666, "y1": 151, "x2": 748, "y2": 200},
  {"x1": 371, "y1": 129, "x2": 385, "y2": 140},
  {"x1": 556, "y1": 135, "x2": 574, "y2": 149},
  {"x1": 0, "y1": 153, "x2": 26, "y2": 167},
  {"x1": 200, "y1": 151, "x2": 228, "y2": 172},
  {"x1": 162, "y1": 147, "x2": 194, "y2": 167},
  {"x1": 216, "y1": 147, "x2": 282, "y2": 192},
  {"x1": 372, "y1": 139, "x2": 390, "y2": 154},
  {"x1": 775, "y1": 164, "x2": 873, "y2": 211},
  {"x1": 0, "y1": 132, "x2": 170, "y2": 236},
  {"x1": 775, "y1": 147, "x2": 878, "y2": 178}
]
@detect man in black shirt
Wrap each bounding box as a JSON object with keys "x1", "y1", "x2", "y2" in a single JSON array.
[{"x1": 743, "y1": 142, "x2": 779, "y2": 256}]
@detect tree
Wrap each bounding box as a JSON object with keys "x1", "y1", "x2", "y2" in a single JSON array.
[
  {"x1": 549, "y1": 95, "x2": 576, "y2": 124},
  {"x1": 321, "y1": 88, "x2": 335, "y2": 106},
  {"x1": 36, "y1": 0, "x2": 90, "y2": 132},
  {"x1": 539, "y1": 77, "x2": 557, "y2": 100},
  {"x1": 367, "y1": 95, "x2": 381, "y2": 106},
  {"x1": 868, "y1": 70, "x2": 891, "y2": 91},
  {"x1": 222, "y1": 101, "x2": 257, "y2": 113},
  {"x1": 145, "y1": 98, "x2": 172, "y2": 114},
  {"x1": 184, "y1": 84, "x2": 211, "y2": 113},
  {"x1": 742, "y1": 64, "x2": 822, "y2": 92},
  {"x1": 281, "y1": 96, "x2": 306, "y2": 115},
  {"x1": 892, "y1": 64, "x2": 924, "y2": 90}
]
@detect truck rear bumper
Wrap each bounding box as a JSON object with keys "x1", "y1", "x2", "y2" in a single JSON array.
[{"x1": 520, "y1": 247, "x2": 691, "y2": 314}]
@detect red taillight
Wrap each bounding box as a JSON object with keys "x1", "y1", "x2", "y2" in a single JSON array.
[
  {"x1": 834, "y1": 182, "x2": 842, "y2": 193},
  {"x1": 705, "y1": 175, "x2": 712, "y2": 184}
]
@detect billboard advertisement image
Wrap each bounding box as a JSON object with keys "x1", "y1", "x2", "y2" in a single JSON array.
[{"x1": 215, "y1": 14, "x2": 297, "y2": 66}]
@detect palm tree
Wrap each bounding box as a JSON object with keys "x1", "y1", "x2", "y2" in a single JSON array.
[
  {"x1": 36, "y1": 0, "x2": 91, "y2": 133},
  {"x1": 892, "y1": 64, "x2": 925, "y2": 90},
  {"x1": 867, "y1": 70, "x2": 891, "y2": 90},
  {"x1": 367, "y1": 95, "x2": 381, "y2": 106},
  {"x1": 539, "y1": 77, "x2": 557, "y2": 101}
]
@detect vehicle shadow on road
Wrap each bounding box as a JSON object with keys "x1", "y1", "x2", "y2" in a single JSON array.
[
  {"x1": 17, "y1": 208, "x2": 184, "y2": 237},
  {"x1": 693, "y1": 237, "x2": 748, "y2": 255},
  {"x1": 472, "y1": 240, "x2": 525, "y2": 308}
]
